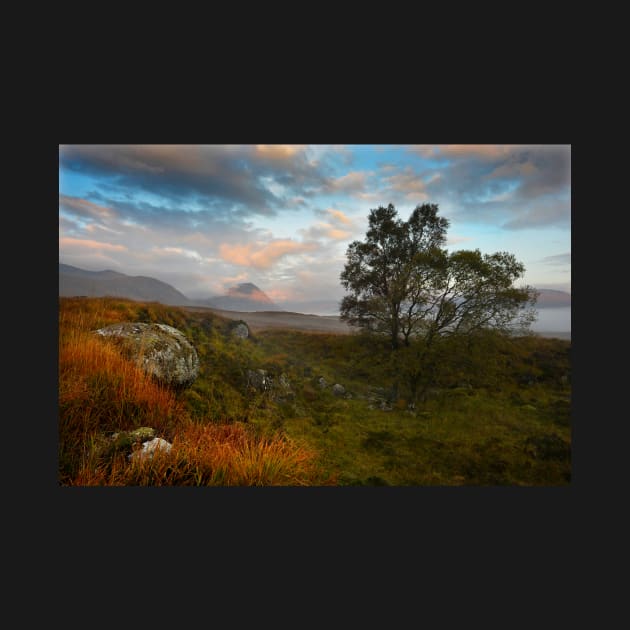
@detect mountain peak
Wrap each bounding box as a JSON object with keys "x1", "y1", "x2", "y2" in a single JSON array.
[
  {"x1": 200, "y1": 282, "x2": 277, "y2": 311},
  {"x1": 228, "y1": 282, "x2": 261, "y2": 296}
]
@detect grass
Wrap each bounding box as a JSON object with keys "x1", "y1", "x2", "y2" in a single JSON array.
[{"x1": 59, "y1": 297, "x2": 571, "y2": 486}]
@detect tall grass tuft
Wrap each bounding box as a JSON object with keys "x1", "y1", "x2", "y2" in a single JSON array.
[{"x1": 71, "y1": 421, "x2": 332, "y2": 486}]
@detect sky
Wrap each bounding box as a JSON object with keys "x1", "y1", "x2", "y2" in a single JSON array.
[{"x1": 59, "y1": 144, "x2": 571, "y2": 311}]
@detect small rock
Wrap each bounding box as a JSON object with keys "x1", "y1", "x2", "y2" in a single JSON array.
[
  {"x1": 332, "y1": 384, "x2": 346, "y2": 396},
  {"x1": 247, "y1": 369, "x2": 272, "y2": 392},
  {"x1": 318, "y1": 377, "x2": 328, "y2": 389},
  {"x1": 128, "y1": 437, "x2": 172, "y2": 462}
]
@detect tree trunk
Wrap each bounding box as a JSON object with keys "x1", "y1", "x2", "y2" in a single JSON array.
[{"x1": 391, "y1": 310, "x2": 400, "y2": 350}]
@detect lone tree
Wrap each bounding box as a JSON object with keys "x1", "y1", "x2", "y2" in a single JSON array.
[{"x1": 340, "y1": 203, "x2": 537, "y2": 350}]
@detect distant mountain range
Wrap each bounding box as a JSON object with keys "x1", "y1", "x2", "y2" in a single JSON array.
[
  {"x1": 59, "y1": 264, "x2": 191, "y2": 306},
  {"x1": 534, "y1": 289, "x2": 572, "y2": 308},
  {"x1": 59, "y1": 264, "x2": 570, "y2": 313},
  {"x1": 59, "y1": 264, "x2": 278, "y2": 311}
]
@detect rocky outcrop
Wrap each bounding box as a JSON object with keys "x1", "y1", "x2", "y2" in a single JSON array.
[{"x1": 94, "y1": 322, "x2": 199, "y2": 388}]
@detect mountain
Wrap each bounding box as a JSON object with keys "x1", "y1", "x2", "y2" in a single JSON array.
[
  {"x1": 60, "y1": 264, "x2": 571, "y2": 315},
  {"x1": 197, "y1": 282, "x2": 280, "y2": 312},
  {"x1": 535, "y1": 289, "x2": 571, "y2": 308},
  {"x1": 59, "y1": 264, "x2": 192, "y2": 306}
]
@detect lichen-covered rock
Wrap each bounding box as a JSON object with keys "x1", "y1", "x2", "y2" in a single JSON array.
[
  {"x1": 94, "y1": 322, "x2": 199, "y2": 388},
  {"x1": 128, "y1": 437, "x2": 173, "y2": 462},
  {"x1": 231, "y1": 322, "x2": 250, "y2": 339},
  {"x1": 332, "y1": 383, "x2": 346, "y2": 396}
]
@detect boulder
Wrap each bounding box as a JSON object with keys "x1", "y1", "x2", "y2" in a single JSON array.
[
  {"x1": 231, "y1": 322, "x2": 250, "y2": 339},
  {"x1": 94, "y1": 322, "x2": 199, "y2": 389}
]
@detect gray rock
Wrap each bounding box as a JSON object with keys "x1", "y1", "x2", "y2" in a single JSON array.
[
  {"x1": 318, "y1": 377, "x2": 328, "y2": 389},
  {"x1": 94, "y1": 322, "x2": 199, "y2": 389},
  {"x1": 332, "y1": 383, "x2": 346, "y2": 396},
  {"x1": 276, "y1": 373, "x2": 295, "y2": 401},
  {"x1": 231, "y1": 322, "x2": 250, "y2": 339},
  {"x1": 247, "y1": 369, "x2": 272, "y2": 391},
  {"x1": 128, "y1": 437, "x2": 173, "y2": 462}
]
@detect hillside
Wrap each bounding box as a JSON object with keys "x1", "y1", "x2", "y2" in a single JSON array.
[
  {"x1": 59, "y1": 264, "x2": 191, "y2": 306},
  {"x1": 59, "y1": 296, "x2": 571, "y2": 486}
]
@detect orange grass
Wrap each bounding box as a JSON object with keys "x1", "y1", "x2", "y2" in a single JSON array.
[
  {"x1": 59, "y1": 297, "x2": 332, "y2": 486},
  {"x1": 72, "y1": 421, "x2": 333, "y2": 486}
]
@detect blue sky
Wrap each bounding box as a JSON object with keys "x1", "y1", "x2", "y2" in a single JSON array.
[{"x1": 59, "y1": 144, "x2": 571, "y2": 308}]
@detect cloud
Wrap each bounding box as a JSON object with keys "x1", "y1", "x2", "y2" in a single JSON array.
[
  {"x1": 403, "y1": 145, "x2": 570, "y2": 230},
  {"x1": 218, "y1": 239, "x2": 317, "y2": 269},
  {"x1": 377, "y1": 163, "x2": 398, "y2": 172},
  {"x1": 153, "y1": 246, "x2": 207, "y2": 263},
  {"x1": 329, "y1": 171, "x2": 369, "y2": 192},
  {"x1": 255, "y1": 145, "x2": 307, "y2": 159},
  {"x1": 410, "y1": 145, "x2": 520, "y2": 160},
  {"x1": 325, "y1": 208, "x2": 352, "y2": 225},
  {"x1": 303, "y1": 223, "x2": 352, "y2": 241},
  {"x1": 502, "y1": 200, "x2": 570, "y2": 230},
  {"x1": 540, "y1": 252, "x2": 571, "y2": 265},
  {"x1": 59, "y1": 145, "x2": 279, "y2": 213},
  {"x1": 59, "y1": 237, "x2": 127, "y2": 252},
  {"x1": 59, "y1": 194, "x2": 116, "y2": 220},
  {"x1": 58, "y1": 145, "x2": 571, "y2": 307},
  {"x1": 303, "y1": 208, "x2": 357, "y2": 241},
  {"x1": 84, "y1": 223, "x2": 122, "y2": 235}
]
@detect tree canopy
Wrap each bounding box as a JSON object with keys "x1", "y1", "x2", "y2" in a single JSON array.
[{"x1": 340, "y1": 203, "x2": 537, "y2": 349}]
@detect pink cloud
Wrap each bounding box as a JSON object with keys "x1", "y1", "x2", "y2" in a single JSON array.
[
  {"x1": 410, "y1": 144, "x2": 529, "y2": 160},
  {"x1": 385, "y1": 167, "x2": 428, "y2": 193},
  {"x1": 330, "y1": 171, "x2": 369, "y2": 192},
  {"x1": 60, "y1": 237, "x2": 127, "y2": 252},
  {"x1": 219, "y1": 239, "x2": 317, "y2": 269},
  {"x1": 255, "y1": 145, "x2": 306, "y2": 159},
  {"x1": 325, "y1": 208, "x2": 352, "y2": 225},
  {"x1": 59, "y1": 194, "x2": 116, "y2": 219}
]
